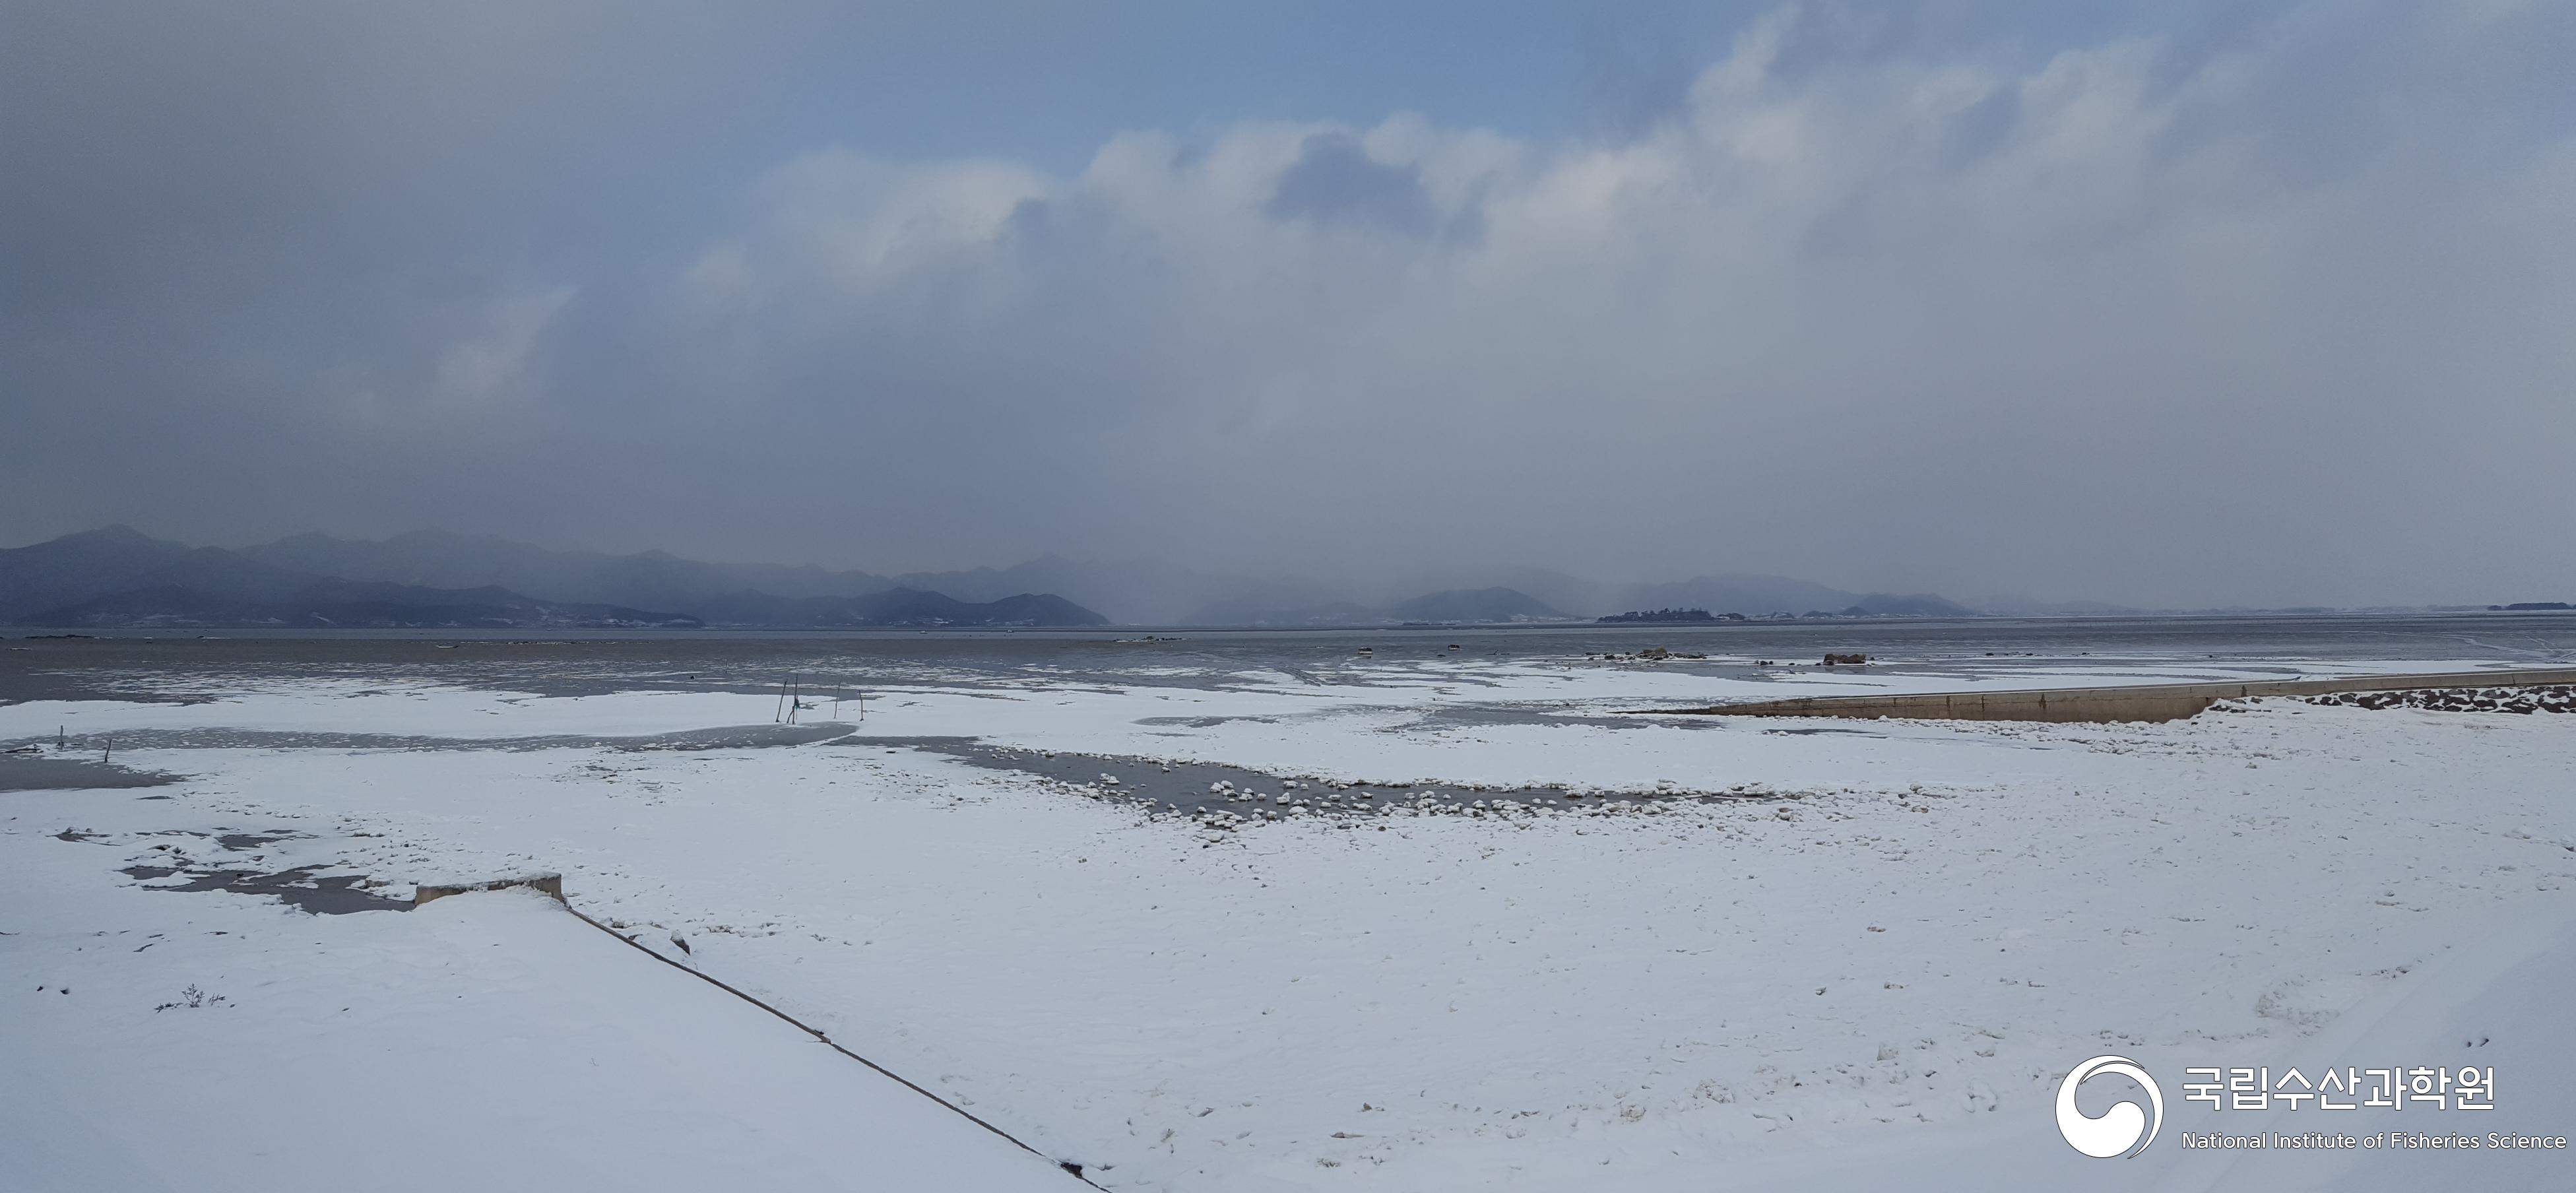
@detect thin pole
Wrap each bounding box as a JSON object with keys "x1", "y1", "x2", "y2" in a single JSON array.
[{"x1": 555, "y1": 901, "x2": 1105, "y2": 1188}]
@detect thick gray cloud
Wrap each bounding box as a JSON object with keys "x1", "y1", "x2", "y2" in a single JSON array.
[
  {"x1": 1264, "y1": 134, "x2": 1444, "y2": 237},
  {"x1": 5, "y1": 1, "x2": 2572, "y2": 607}
]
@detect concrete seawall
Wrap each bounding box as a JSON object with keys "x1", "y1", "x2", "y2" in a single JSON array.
[{"x1": 1639, "y1": 667, "x2": 2576, "y2": 725}]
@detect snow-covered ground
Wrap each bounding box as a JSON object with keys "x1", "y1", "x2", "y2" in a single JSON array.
[{"x1": 5, "y1": 657, "x2": 2572, "y2": 1190}]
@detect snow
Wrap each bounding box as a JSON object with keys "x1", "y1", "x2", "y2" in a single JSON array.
[
  {"x1": 5, "y1": 657, "x2": 2572, "y2": 1190},
  {"x1": 0, "y1": 878, "x2": 1073, "y2": 1192},
  {"x1": 0, "y1": 681, "x2": 777, "y2": 741},
  {"x1": 0, "y1": 650, "x2": 2518, "y2": 746}
]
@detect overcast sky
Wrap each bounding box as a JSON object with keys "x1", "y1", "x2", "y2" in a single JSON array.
[{"x1": 5, "y1": 1, "x2": 2570, "y2": 607}]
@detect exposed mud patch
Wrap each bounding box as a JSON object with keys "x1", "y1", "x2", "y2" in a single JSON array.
[
  {"x1": 121, "y1": 862, "x2": 407, "y2": 915},
  {"x1": 106, "y1": 826, "x2": 403, "y2": 914},
  {"x1": 0, "y1": 755, "x2": 185, "y2": 792}
]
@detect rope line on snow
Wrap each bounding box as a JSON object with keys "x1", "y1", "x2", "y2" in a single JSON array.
[{"x1": 558, "y1": 903, "x2": 1107, "y2": 1189}]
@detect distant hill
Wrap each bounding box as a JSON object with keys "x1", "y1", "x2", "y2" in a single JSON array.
[
  {"x1": 242, "y1": 529, "x2": 884, "y2": 610},
  {"x1": 1378, "y1": 567, "x2": 1976, "y2": 620},
  {"x1": 0, "y1": 525, "x2": 219, "y2": 621},
  {"x1": 1178, "y1": 587, "x2": 1565, "y2": 627},
  {"x1": 1965, "y1": 593, "x2": 2148, "y2": 616},
  {"x1": 1614, "y1": 580, "x2": 1972, "y2": 620},
  {"x1": 877, "y1": 555, "x2": 1324, "y2": 627},
  {"x1": 1599, "y1": 608, "x2": 1730, "y2": 624},
  {"x1": 0, "y1": 529, "x2": 1105, "y2": 629},
  {"x1": 1836, "y1": 592, "x2": 1977, "y2": 618},
  {"x1": 235, "y1": 533, "x2": 1289, "y2": 625},
  {"x1": 693, "y1": 587, "x2": 1107, "y2": 628},
  {"x1": 3, "y1": 526, "x2": 2005, "y2": 628},
  {"x1": 1178, "y1": 598, "x2": 1383, "y2": 628},
  {"x1": 1386, "y1": 587, "x2": 1564, "y2": 624},
  {"x1": 25, "y1": 580, "x2": 698, "y2": 629}
]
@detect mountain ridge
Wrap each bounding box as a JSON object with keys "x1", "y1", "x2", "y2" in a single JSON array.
[
  {"x1": 2, "y1": 526, "x2": 2007, "y2": 628},
  {"x1": 0, "y1": 529, "x2": 1106, "y2": 629},
  {"x1": 228, "y1": 530, "x2": 1987, "y2": 622}
]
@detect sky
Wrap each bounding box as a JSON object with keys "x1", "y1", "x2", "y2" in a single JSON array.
[{"x1": 4, "y1": 0, "x2": 2571, "y2": 608}]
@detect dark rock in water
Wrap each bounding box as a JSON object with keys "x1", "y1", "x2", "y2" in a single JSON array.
[
  {"x1": 1822, "y1": 653, "x2": 1868, "y2": 666},
  {"x1": 1590, "y1": 646, "x2": 1708, "y2": 662}
]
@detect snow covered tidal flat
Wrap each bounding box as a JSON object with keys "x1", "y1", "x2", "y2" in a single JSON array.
[{"x1": 5, "y1": 620, "x2": 2573, "y2": 1190}]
